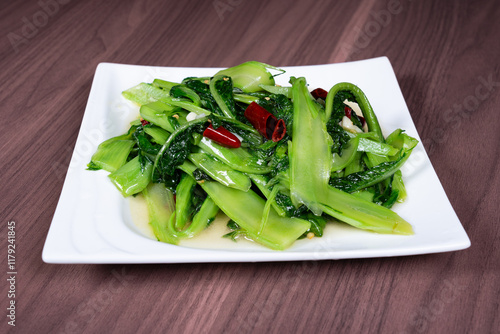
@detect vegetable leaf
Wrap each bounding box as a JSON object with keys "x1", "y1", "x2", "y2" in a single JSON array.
[
  {"x1": 329, "y1": 153, "x2": 410, "y2": 193},
  {"x1": 257, "y1": 93, "x2": 294, "y2": 138},
  {"x1": 184, "y1": 79, "x2": 223, "y2": 115}
]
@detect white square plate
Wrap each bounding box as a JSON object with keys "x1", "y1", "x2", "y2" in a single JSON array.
[{"x1": 42, "y1": 57, "x2": 470, "y2": 263}]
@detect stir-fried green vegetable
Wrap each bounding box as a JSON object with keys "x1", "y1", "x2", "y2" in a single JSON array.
[
  {"x1": 88, "y1": 61, "x2": 418, "y2": 249},
  {"x1": 289, "y1": 77, "x2": 331, "y2": 216}
]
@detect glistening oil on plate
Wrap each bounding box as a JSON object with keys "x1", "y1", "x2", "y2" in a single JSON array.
[{"x1": 128, "y1": 195, "x2": 263, "y2": 250}]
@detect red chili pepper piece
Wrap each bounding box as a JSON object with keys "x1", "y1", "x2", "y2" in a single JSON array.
[
  {"x1": 359, "y1": 116, "x2": 366, "y2": 127},
  {"x1": 141, "y1": 119, "x2": 150, "y2": 126},
  {"x1": 244, "y1": 102, "x2": 286, "y2": 142},
  {"x1": 344, "y1": 106, "x2": 352, "y2": 119},
  {"x1": 272, "y1": 119, "x2": 286, "y2": 142},
  {"x1": 311, "y1": 88, "x2": 328, "y2": 100},
  {"x1": 344, "y1": 106, "x2": 366, "y2": 127},
  {"x1": 244, "y1": 102, "x2": 271, "y2": 138},
  {"x1": 203, "y1": 124, "x2": 241, "y2": 148}
]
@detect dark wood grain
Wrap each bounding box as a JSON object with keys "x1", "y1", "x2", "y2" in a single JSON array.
[{"x1": 1, "y1": 0, "x2": 499, "y2": 333}]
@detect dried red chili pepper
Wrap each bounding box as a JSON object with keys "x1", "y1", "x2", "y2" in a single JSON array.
[
  {"x1": 311, "y1": 88, "x2": 328, "y2": 100},
  {"x1": 244, "y1": 102, "x2": 286, "y2": 142},
  {"x1": 359, "y1": 116, "x2": 366, "y2": 127},
  {"x1": 140, "y1": 119, "x2": 150, "y2": 126},
  {"x1": 272, "y1": 119, "x2": 286, "y2": 142},
  {"x1": 203, "y1": 124, "x2": 241, "y2": 148},
  {"x1": 344, "y1": 106, "x2": 353, "y2": 119}
]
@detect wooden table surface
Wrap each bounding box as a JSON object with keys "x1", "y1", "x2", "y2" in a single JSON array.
[{"x1": 1, "y1": 0, "x2": 499, "y2": 333}]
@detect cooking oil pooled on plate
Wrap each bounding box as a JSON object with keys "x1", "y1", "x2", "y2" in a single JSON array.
[{"x1": 128, "y1": 195, "x2": 262, "y2": 250}]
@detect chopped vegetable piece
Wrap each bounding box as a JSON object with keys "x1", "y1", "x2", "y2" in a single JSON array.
[
  {"x1": 215, "y1": 61, "x2": 284, "y2": 93},
  {"x1": 329, "y1": 152, "x2": 411, "y2": 193},
  {"x1": 169, "y1": 85, "x2": 202, "y2": 107},
  {"x1": 140, "y1": 101, "x2": 186, "y2": 133},
  {"x1": 174, "y1": 173, "x2": 197, "y2": 230},
  {"x1": 248, "y1": 174, "x2": 287, "y2": 216},
  {"x1": 289, "y1": 77, "x2": 331, "y2": 215},
  {"x1": 209, "y1": 75, "x2": 237, "y2": 118},
  {"x1": 88, "y1": 136, "x2": 134, "y2": 172},
  {"x1": 325, "y1": 82, "x2": 384, "y2": 141},
  {"x1": 258, "y1": 84, "x2": 292, "y2": 98},
  {"x1": 198, "y1": 137, "x2": 272, "y2": 174},
  {"x1": 357, "y1": 138, "x2": 399, "y2": 156},
  {"x1": 108, "y1": 156, "x2": 153, "y2": 197},
  {"x1": 167, "y1": 197, "x2": 219, "y2": 240},
  {"x1": 233, "y1": 93, "x2": 260, "y2": 104},
  {"x1": 154, "y1": 117, "x2": 208, "y2": 179},
  {"x1": 142, "y1": 183, "x2": 176, "y2": 243},
  {"x1": 319, "y1": 185, "x2": 413, "y2": 235},
  {"x1": 122, "y1": 82, "x2": 169, "y2": 105},
  {"x1": 144, "y1": 126, "x2": 170, "y2": 145},
  {"x1": 332, "y1": 137, "x2": 360, "y2": 172},
  {"x1": 189, "y1": 152, "x2": 251, "y2": 191},
  {"x1": 179, "y1": 162, "x2": 311, "y2": 250}
]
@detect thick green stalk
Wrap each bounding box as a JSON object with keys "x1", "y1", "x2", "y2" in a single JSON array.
[
  {"x1": 144, "y1": 126, "x2": 170, "y2": 144},
  {"x1": 167, "y1": 197, "x2": 219, "y2": 240},
  {"x1": 357, "y1": 138, "x2": 399, "y2": 156},
  {"x1": 209, "y1": 75, "x2": 236, "y2": 118},
  {"x1": 290, "y1": 77, "x2": 331, "y2": 215},
  {"x1": 165, "y1": 97, "x2": 209, "y2": 115},
  {"x1": 344, "y1": 151, "x2": 364, "y2": 175},
  {"x1": 325, "y1": 82, "x2": 384, "y2": 141},
  {"x1": 144, "y1": 182, "x2": 218, "y2": 245},
  {"x1": 175, "y1": 173, "x2": 197, "y2": 230},
  {"x1": 153, "y1": 117, "x2": 208, "y2": 177},
  {"x1": 385, "y1": 129, "x2": 419, "y2": 202},
  {"x1": 89, "y1": 136, "x2": 134, "y2": 172},
  {"x1": 215, "y1": 61, "x2": 284, "y2": 93},
  {"x1": 179, "y1": 162, "x2": 310, "y2": 250},
  {"x1": 108, "y1": 156, "x2": 152, "y2": 197},
  {"x1": 247, "y1": 174, "x2": 287, "y2": 216},
  {"x1": 140, "y1": 101, "x2": 186, "y2": 133},
  {"x1": 152, "y1": 79, "x2": 179, "y2": 91},
  {"x1": 320, "y1": 185, "x2": 413, "y2": 235},
  {"x1": 189, "y1": 152, "x2": 251, "y2": 191},
  {"x1": 198, "y1": 137, "x2": 272, "y2": 174},
  {"x1": 122, "y1": 83, "x2": 170, "y2": 105},
  {"x1": 391, "y1": 171, "x2": 407, "y2": 202},
  {"x1": 259, "y1": 186, "x2": 280, "y2": 235},
  {"x1": 386, "y1": 129, "x2": 419, "y2": 152},
  {"x1": 233, "y1": 93, "x2": 259, "y2": 104},
  {"x1": 259, "y1": 84, "x2": 292, "y2": 98},
  {"x1": 124, "y1": 83, "x2": 210, "y2": 115},
  {"x1": 329, "y1": 152, "x2": 411, "y2": 193},
  {"x1": 142, "y1": 183, "x2": 176, "y2": 244},
  {"x1": 332, "y1": 137, "x2": 360, "y2": 172},
  {"x1": 169, "y1": 85, "x2": 202, "y2": 107}
]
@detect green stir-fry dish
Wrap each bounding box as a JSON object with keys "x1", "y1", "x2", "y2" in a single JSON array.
[{"x1": 88, "y1": 61, "x2": 418, "y2": 250}]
